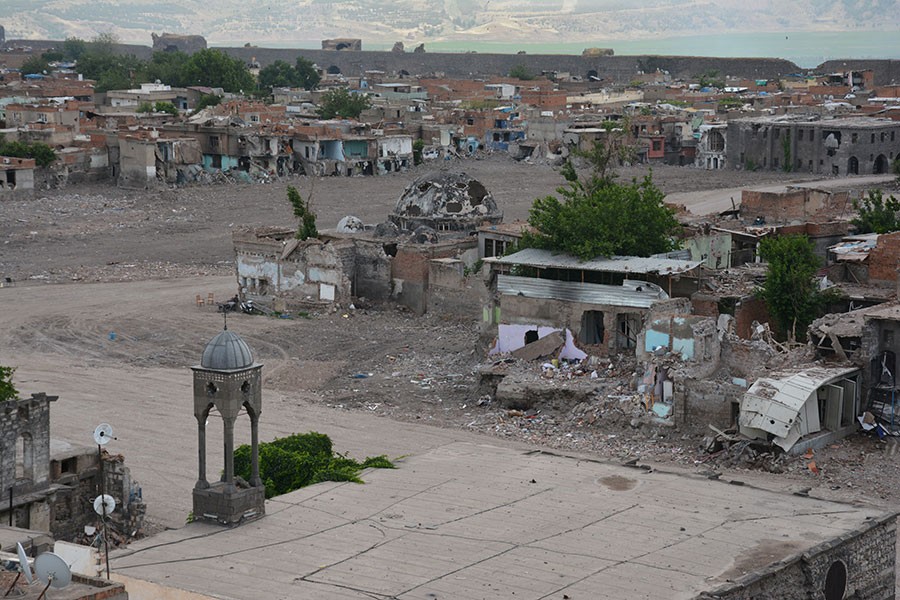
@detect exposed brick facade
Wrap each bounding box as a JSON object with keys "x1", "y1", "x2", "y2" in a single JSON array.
[
  {"x1": 869, "y1": 231, "x2": 900, "y2": 284},
  {"x1": 741, "y1": 189, "x2": 850, "y2": 223}
]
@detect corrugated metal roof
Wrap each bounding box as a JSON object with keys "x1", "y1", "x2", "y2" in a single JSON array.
[
  {"x1": 498, "y1": 275, "x2": 666, "y2": 308},
  {"x1": 739, "y1": 366, "x2": 859, "y2": 448},
  {"x1": 494, "y1": 248, "x2": 700, "y2": 275}
]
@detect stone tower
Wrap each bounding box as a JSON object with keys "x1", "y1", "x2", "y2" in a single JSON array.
[
  {"x1": 191, "y1": 328, "x2": 265, "y2": 524},
  {"x1": 0, "y1": 393, "x2": 54, "y2": 497}
]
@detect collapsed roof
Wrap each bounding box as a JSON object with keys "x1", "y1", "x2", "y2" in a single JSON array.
[{"x1": 389, "y1": 171, "x2": 502, "y2": 233}]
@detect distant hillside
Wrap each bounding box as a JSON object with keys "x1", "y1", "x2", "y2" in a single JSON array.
[{"x1": 1, "y1": 0, "x2": 897, "y2": 47}]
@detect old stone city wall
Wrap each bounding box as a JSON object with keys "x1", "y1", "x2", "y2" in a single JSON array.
[
  {"x1": 10, "y1": 37, "x2": 900, "y2": 85},
  {"x1": 224, "y1": 48, "x2": 802, "y2": 82},
  {"x1": 699, "y1": 514, "x2": 896, "y2": 600}
]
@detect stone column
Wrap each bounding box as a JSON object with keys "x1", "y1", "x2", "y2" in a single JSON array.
[
  {"x1": 250, "y1": 414, "x2": 261, "y2": 487},
  {"x1": 196, "y1": 418, "x2": 208, "y2": 489},
  {"x1": 223, "y1": 417, "x2": 235, "y2": 488}
]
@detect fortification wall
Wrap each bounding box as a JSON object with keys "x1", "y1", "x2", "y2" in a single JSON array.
[
  {"x1": 10, "y1": 37, "x2": 900, "y2": 86},
  {"x1": 222, "y1": 47, "x2": 802, "y2": 83}
]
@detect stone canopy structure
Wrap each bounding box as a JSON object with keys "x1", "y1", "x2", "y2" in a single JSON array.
[
  {"x1": 191, "y1": 328, "x2": 265, "y2": 525},
  {"x1": 389, "y1": 171, "x2": 502, "y2": 233}
]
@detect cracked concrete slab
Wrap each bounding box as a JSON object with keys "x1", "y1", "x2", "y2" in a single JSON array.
[{"x1": 110, "y1": 442, "x2": 887, "y2": 600}]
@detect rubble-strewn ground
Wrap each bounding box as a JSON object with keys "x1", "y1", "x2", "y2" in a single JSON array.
[
  {"x1": 0, "y1": 156, "x2": 827, "y2": 284},
  {"x1": 2, "y1": 156, "x2": 899, "y2": 586}
]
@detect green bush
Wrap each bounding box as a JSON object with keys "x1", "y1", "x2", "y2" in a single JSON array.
[{"x1": 234, "y1": 432, "x2": 394, "y2": 499}]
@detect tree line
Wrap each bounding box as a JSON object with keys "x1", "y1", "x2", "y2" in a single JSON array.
[
  {"x1": 20, "y1": 35, "x2": 371, "y2": 119},
  {"x1": 20, "y1": 34, "x2": 320, "y2": 95}
]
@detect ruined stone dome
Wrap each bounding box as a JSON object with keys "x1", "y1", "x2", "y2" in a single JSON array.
[
  {"x1": 390, "y1": 172, "x2": 502, "y2": 232},
  {"x1": 200, "y1": 330, "x2": 254, "y2": 371}
]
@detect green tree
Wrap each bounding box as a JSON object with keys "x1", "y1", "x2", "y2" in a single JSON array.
[
  {"x1": 91, "y1": 32, "x2": 119, "y2": 57},
  {"x1": 195, "y1": 93, "x2": 221, "y2": 111},
  {"x1": 521, "y1": 131, "x2": 677, "y2": 260},
  {"x1": 0, "y1": 366, "x2": 18, "y2": 402},
  {"x1": 522, "y1": 174, "x2": 679, "y2": 259},
  {"x1": 258, "y1": 59, "x2": 299, "y2": 88},
  {"x1": 287, "y1": 185, "x2": 318, "y2": 240},
  {"x1": 136, "y1": 102, "x2": 153, "y2": 113},
  {"x1": 257, "y1": 56, "x2": 321, "y2": 91},
  {"x1": 182, "y1": 49, "x2": 254, "y2": 93},
  {"x1": 153, "y1": 101, "x2": 179, "y2": 115},
  {"x1": 508, "y1": 64, "x2": 534, "y2": 80},
  {"x1": 698, "y1": 69, "x2": 725, "y2": 89},
  {"x1": 757, "y1": 235, "x2": 822, "y2": 342},
  {"x1": 26, "y1": 142, "x2": 57, "y2": 167},
  {"x1": 852, "y1": 189, "x2": 900, "y2": 234},
  {"x1": 294, "y1": 57, "x2": 320, "y2": 90},
  {"x1": 145, "y1": 51, "x2": 190, "y2": 87},
  {"x1": 316, "y1": 88, "x2": 371, "y2": 119},
  {"x1": 781, "y1": 130, "x2": 792, "y2": 172},
  {"x1": 77, "y1": 49, "x2": 144, "y2": 93},
  {"x1": 412, "y1": 138, "x2": 425, "y2": 165},
  {"x1": 564, "y1": 125, "x2": 636, "y2": 191},
  {"x1": 0, "y1": 136, "x2": 56, "y2": 167},
  {"x1": 20, "y1": 55, "x2": 49, "y2": 76},
  {"x1": 41, "y1": 49, "x2": 64, "y2": 63},
  {"x1": 63, "y1": 37, "x2": 88, "y2": 61}
]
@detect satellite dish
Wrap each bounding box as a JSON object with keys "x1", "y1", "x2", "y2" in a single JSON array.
[
  {"x1": 93, "y1": 494, "x2": 116, "y2": 516},
  {"x1": 16, "y1": 542, "x2": 33, "y2": 584},
  {"x1": 93, "y1": 423, "x2": 114, "y2": 446},
  {"x1": 33, "y1": 553, "x2": 72, "y2": 589}
]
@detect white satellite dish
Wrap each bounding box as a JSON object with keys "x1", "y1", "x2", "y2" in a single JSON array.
[
  {"x1": 93, "y1": 495, "x2": 116, "y2": 516},
  {"x1": 16, "y1": 542, "x2": 33, "y2": 585},
  {"x1": 93, "y1": 423, "x2": 114, "y2": 446},
  {"x1": 33, "y1": 552, "x2": 72, "y2": 589}
]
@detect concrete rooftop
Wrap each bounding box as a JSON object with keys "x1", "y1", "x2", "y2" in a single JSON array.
[{"x1": 110, "y1": 442, "x2": 885, "y2": 600}]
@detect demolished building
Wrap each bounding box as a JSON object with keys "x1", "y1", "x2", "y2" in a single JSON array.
[
  {"x1": 727, "y1": 116, "x2": 900, "y2": 175},
  {"x1": 390, "y1": 171, "x2": 503, "y2": 233},
  {"x1": 233, "y1": 171, "x2": 499, "y2": 314},
  {"x1": 739, "y1": 366, "x2": 861, "y2": 452},
  {"x1": 484, "y1": 248, "x2": 701, "y2": 357},
  {"x1": 0, "y1": 392, "x2": 145, "y2": 545}
]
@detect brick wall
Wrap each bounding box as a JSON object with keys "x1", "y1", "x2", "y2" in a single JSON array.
[
  {"x1": 734, "y1": 296, "x2": 771, "y2": 340},
  {"x1": 675, "y1": 378, "x2": 744, "y2": 432},
  {"x1": 741, "y1": 189, "x2": 849, "y2": 222},
  {"x1": 869, "y1": 231, "x2": 900, "y2": 284},
  {"x1": 691, "y1": 293, "x2": 720, "y2": 319}
]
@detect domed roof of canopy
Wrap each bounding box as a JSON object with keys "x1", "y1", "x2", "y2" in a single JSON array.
[{"x1": 200, "y1": 329, "x2": 254, "y2": 371}]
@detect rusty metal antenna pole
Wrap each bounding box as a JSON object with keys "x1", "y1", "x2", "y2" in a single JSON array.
[
  {"x1": 3, "y1": 572, "x2": 21, "y2": 596},
  {"x1": 98, "y1": 443, "x2": 110, "y2": 579}
]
